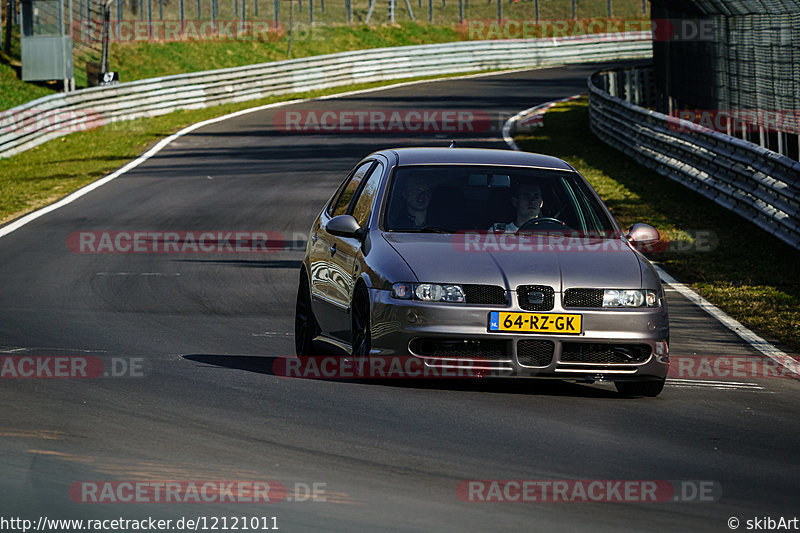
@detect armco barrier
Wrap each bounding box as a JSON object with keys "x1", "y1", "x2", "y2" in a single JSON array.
[
  {"x1": 589, "y1": 68, "x2": 800, "y2": 251},
  {"x1": 0, "y1": 33, "x2": 651, "y2": 159}
]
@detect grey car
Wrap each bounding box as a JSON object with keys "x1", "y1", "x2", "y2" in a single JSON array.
[{"x1": 295, "y1": 147, "x2": 669, "y2": 396}]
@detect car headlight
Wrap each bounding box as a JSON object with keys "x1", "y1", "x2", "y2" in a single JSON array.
[
  {"x1": 392, "y1": 283, "x2": 465, "y2": 303},
  {"x1": 602, "y1": 289, "x2": 659, "y2": 308}
]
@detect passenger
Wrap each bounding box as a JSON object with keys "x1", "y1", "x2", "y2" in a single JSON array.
[{"x1": 390, "y1": 176, "x2": 432, "y2": 230}]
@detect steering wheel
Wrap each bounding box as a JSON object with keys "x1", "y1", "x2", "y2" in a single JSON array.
[{"x1": 516, "y1": 217, "x2": 566, "y2": 232}]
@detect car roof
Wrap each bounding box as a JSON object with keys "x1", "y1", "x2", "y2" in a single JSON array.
[{"x1": 379, "y1": 147, "x2": 574, "y2": 171}]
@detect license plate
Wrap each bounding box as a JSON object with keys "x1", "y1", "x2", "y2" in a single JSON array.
[{"x1": 488, "y1": 312, "x2": 582, "y2": 334}]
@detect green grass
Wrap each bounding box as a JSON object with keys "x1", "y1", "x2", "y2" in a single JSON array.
[
  {"x1": 2, "y1": 0, "x2": 649, "y2": 110},
  {"x1": 106, "y1": 22, "x2": 463, "y2": 82},
  {"x1": 515, "y1": 97, "x2": 800, "y2": 354}
]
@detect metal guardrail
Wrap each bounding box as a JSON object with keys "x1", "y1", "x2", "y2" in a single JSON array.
[
  {"x1": 0, "y1": 32, "x2": 652, "y2": 159},
  {"x1": 589, "y1": 67, "x2": 800, "y2": 250}
]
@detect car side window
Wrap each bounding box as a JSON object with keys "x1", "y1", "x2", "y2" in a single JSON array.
[
  {"x1": 350, "y1": 162, "x2": 385, "y2": 228},
  {"x1": 329, "y1": 162, "x2": 374, "y2": 217}
]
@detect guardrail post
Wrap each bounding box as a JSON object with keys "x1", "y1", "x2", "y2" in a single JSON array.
[
  {"x1": 624, "y1": 69, "x2": 631, "y2": 103},
  {"x1": 403, "y1": 0, "x2": 413, "y2": 20},
  {"x1": 365, "y1": 0, "x2": 375, "y2": 23}
]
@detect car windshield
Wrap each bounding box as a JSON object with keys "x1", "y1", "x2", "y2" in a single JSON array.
[{"x1": 384, "y1": 165, "x2": 618, "y2": 235}]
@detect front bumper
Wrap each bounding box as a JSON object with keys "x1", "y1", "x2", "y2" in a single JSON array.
[{"x1": 368, "y1": 288, "x2": 669, "y2": 381}]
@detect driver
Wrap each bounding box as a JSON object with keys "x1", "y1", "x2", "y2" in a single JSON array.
[{"x1": 490, "y1": 182, "x2": 543, "y2": 233}]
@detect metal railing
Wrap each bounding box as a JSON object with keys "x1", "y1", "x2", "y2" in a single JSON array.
[
  {"x1": 0, "y1": 32, "x2": 651, "y2": 158},
  {"x1": 589, "y1": 66, "x2": 800, "y2": 250}
]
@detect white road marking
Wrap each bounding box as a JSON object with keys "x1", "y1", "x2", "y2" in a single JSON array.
[
  {"x1": 654, "y1": 265, "x2": 800, "y2": 379},
  {"x1": 502, "y1": 94, "x2": 583, "y2": 150},
  {"x1": 0, "y1": 347, "x2": 108, "y2": 353},
  {"x1": 94, "y1": 272, "x2": 181, "y2": 276},
  {"x1": 0, "y1": 66, "x2": 540, "y2": 241},
  {"x1": 666, "y1": 379, "x2": 765, "y2": 391},
  {"x1": 667, "y1": 378, "x2": 762, "y2": 387}
]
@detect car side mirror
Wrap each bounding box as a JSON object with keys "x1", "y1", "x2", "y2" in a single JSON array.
[
  {"x1": 326, "y1": 215, "x2": 364, "y2": 240},
  {"x1": 626, "y1": 223, "x2": 660, "y2": 246}
]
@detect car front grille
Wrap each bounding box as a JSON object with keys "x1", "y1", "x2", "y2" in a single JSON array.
[
  {"x1": 409, "y1": 338, "x2": 509, "y2": 361},
  {"x1": 462, "y1": 284, "x2": 507, "y2": 305},
  {"x1": 560, "y1": 343, "x2": 651, "y2": 364},
  {"x1": 563, "y1": 288, "x2": 604, "y2": 308},
  {"x1": 517, "y1": 285, "x2": 555, "y2": 311},
  {"x1": 517, "y1": 340, "x2": 554, "y2": 367}
]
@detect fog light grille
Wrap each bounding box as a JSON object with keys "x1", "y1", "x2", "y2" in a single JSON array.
[{"x1": 517, "y1": 340, "x2": 554, "y2": 367}]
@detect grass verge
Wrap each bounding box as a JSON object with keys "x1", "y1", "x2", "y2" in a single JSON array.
[
  {"x1": 515, "y1": 97, "x2": 800, "y2": 354},
  {"x1": 2, "y1": 0, "x2": 649, "y2": 110}
]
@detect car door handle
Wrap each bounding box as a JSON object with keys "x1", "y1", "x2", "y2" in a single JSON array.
[
  {"x1": 311, "y1": 234, "x2": 318, "y2": 243},
  {"x1": 329, "y1": 245, "x2": 336, "y2": 256}
]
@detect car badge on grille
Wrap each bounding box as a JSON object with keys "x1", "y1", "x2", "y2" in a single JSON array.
[{"x1": 528, "y1": 292, "x2": 545, "y2": 305}]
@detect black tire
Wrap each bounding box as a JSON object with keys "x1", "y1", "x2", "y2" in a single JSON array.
[
  {"x1": 615, "y1": 378, "x2": 665, "y2": 398},
  {"x1": 295, "y1": 272, "x2": 318, "y2": 356},
  {"x1": 351, "y1": 286, "x2": 371, "y2": 361}
]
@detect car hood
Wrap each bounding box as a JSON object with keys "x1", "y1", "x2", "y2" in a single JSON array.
[{"x1": 382, "y1": 233, "x2": 643, "y2": 291}]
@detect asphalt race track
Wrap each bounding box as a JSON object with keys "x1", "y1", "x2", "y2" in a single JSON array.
[{"x1": 1, "y1": 62, "x2": 798, "y2": 532}]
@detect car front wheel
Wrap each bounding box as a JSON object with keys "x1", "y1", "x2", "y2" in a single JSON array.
[
  {"x1": 295, "y1": 272, "x2": 318, "y2": 356},
  {"x1": 351, "y1": 286, "x2": 371, "y2": 361}
]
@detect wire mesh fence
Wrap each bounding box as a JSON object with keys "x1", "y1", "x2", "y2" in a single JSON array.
[
  {"x1": 86, "y1": 0, "x2": 648, "y2": 26},
  {"x1": 651, "y1": 0, "x2": 800, "y2": 158},
  {"x1": 47, "y1": 0, "x2": 649, "y2": 83},
  {"x1": 5, "y1": 0, "x2": 652, "y2": 72}
]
